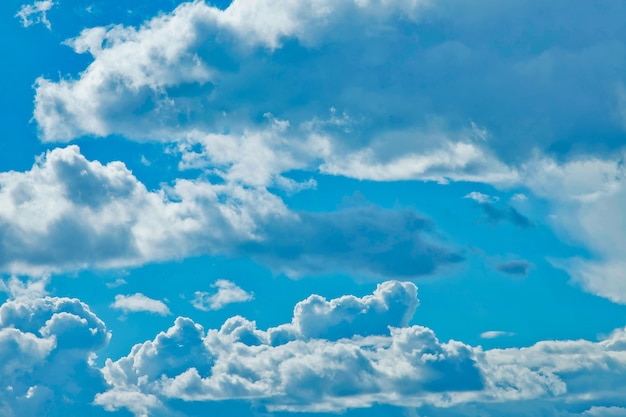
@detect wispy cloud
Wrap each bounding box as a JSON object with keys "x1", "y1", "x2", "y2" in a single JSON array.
[
  {"x1": 465, "y1": 192, "x2": 533, "y2": 228},
  {"x1": 15, "y1": 0, "x2": 56, "y2": 30},
  {"x1": 480, "y1": 330, "x2": 515, "y2": 339}
]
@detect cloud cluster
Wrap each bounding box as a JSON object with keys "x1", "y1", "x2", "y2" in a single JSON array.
[
  {"x1": 1, "y1": 278, "x2": 625, "y2": 416},
  {"x1": 97, "y1": 281, "x2": 484, "y2": 414},
  {"x1": 0, "y1": 278, "x2": 110, "y2": 417},
  {"x1": 94, "y1": 280, "x2": 626, "y2": 416},
  {"x1": 0, "y1": 145, "x2": 459, "y2": 278},
  {"x1": 31, "y1": 0, "x2": 525, "y2": 187},
  {"x1": 27, "y1": 0, "x2": 626, "y2": 303},
  {"x1": 520, "y1": 155, "x2": 626, "y2": 303}
]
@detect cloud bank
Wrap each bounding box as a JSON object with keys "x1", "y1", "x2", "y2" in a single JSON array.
[{"x1": 94, "y1": 280, "x2": 626, "y2": 416}]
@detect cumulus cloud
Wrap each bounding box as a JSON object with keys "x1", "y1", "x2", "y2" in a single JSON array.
[
  {"x1": 97, "y1": 281, "x2": 485, "y2": 414},
  {"x1": 15, "y1": 0, "x2": 56, "y2": 30},
  {"x1": 94, "y1": 280, "x2": 626, "y2": 416},
  {"x1": 24, "y1": 0, "x2": 626, "y2": 303},
  {"x1": 2, "y1": 279, "x2": 623, "y2": 417},
  {"x1": 111, "y1": 293, "x2": 171, "y2": 316},
  {"x1": 0, "y1": 146, "x2": 459, "y2": 278},
  {"x1": 0, "y1": 279, "x2": 110, "y2": 416},
  {"x1": 0, "y1": 144, "x2": 289, "y2": 275},
  {"x1": 32, "y1": 0, "x2": 626, "y2": 166},
  {"x1": 193, "y1": 279, "x2": 253, "y2": 311},
  {"x1": 291, "y1": 280, "x2": 419, "y2": 341}
]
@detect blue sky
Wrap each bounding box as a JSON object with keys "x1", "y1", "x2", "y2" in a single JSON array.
[{"x1": 2, "y1": 0, "x2": 626, "y2": 416}]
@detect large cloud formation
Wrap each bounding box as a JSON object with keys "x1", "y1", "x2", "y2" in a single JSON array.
[
  {"x1": 94, "y1": 280, "x2": 626, "y2": 416},
  {"x1": 28, "y1": 0, "x2": 626, "y2": 303},
  {"x1": 1, "y1": 278, "x2": 625, "y2": 416},
  {"x1": 0, "y1": 145, "x2": 460, "y2": 277}
]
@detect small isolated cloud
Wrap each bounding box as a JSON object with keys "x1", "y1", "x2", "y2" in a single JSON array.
[
  {"x1": 111, "y1": 293, "x2": 171, "y2": 316},
  {"x1": 105, "y1": 278, "x2": 127, "y2": 289},
  {"x1": 15, "y1": 0, "x2": 56, "y2": 29},
  {"x1": 511, "y1": 193, "x2": 527, "y2": 202},
  {"x1": 464, "y1": 192, "x2": 499, "y2": 205},
  {"x1": 192, "y1": 280, "x2": 253, "y2": 311},
  {"x1": 480, "y1": 330, "x2": 514, "y2": 339},
  {"x1": 496, "y1": 260, "x2": 533, "y2": 276},
  {"x1": 465, "y1": 192, "x2": 533, "y2": 228}
]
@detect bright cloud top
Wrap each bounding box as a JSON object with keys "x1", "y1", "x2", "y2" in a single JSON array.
[
  {"x1": 1, "y1": 278, "x2": 625, "y2": 416},
  {"x1": 95, "y1": 281, "x2": 626, "y2": 416}
]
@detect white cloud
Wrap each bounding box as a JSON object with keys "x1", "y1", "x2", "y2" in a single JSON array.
[
  {"x1": 15, "y1": 0, "x2": 56, "y2": 30},
  {"x1": 0, "y1": 145, "x2": 288, "y2": 275},
  {"x1": 98, "y1": 281, "x2": 486, "y2": 414},
  {"x1": 0, "y1": 280, "x2": 110, "y2": 416},
  {"x1": 30, "y1": 0, "x2": 521, "y2": 189},
  {"x1": 464, "y1": 192, "x2": 498, "y2": 204},
  {"x1": 0, "y1": 145, "x2": 461, "y2": 278},
  {"x1": 3, "y1": 279, "x2": 625, "y2": 416},
  {"x1": 480, "y1": 331, "x2": 513, "y2": 339},
  {"x1": 192, "y1": 279, "x2": 253, "y2": 311},
  {"x1": 95, "y1": 281, "x2": 626, "y2": 416},
  {"x1": 585, "y1": 406, "x2": 626, "y2": 416},
  {"x1": 291, "y1": 280, "x2": 419, "y2": 340},
  {"x1": 518, "y1": 154, "x2": 626, "y2": 303},
  {"x1": 111, "y1": 293, "x2": 171, "y2": 316}
]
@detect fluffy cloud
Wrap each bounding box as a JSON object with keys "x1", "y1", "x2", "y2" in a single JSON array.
[
  {"x1": 518, "y1": 154, "x2": 626, "y2": 304},
  {"x1": 28, "y1": 0, "x2": 626, "y2": 302},
  {"x1": 291, "y1": 280, "x2": 418, "y2": 340},
  {"x1": 0, "y1": 278, "x2": 110, "y2": 417},
  {"x1": 111, "y1": 293, "x2": 171, "y2": 315},
  {"x1": 0, "y1": 144, "x2": 289, "y2": 274},
  {"x1": 33, "y1": 0, "x2": 626, "y2": 162},
  {"x1": 192, "y1": 279, "x2": 253, "y2": 311},
  {"x1": 2, "y1": 278, "x2": 624, "y2": 417},
  {"x1": 95, "y1": 280, "x2": 626, "y2": 416},
  {"x1": 0, "y1": 145, "x2": 459, "y2": 278},
  {"x1": 97, "y1": 281, "x2": 485, "y2": 414}
]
